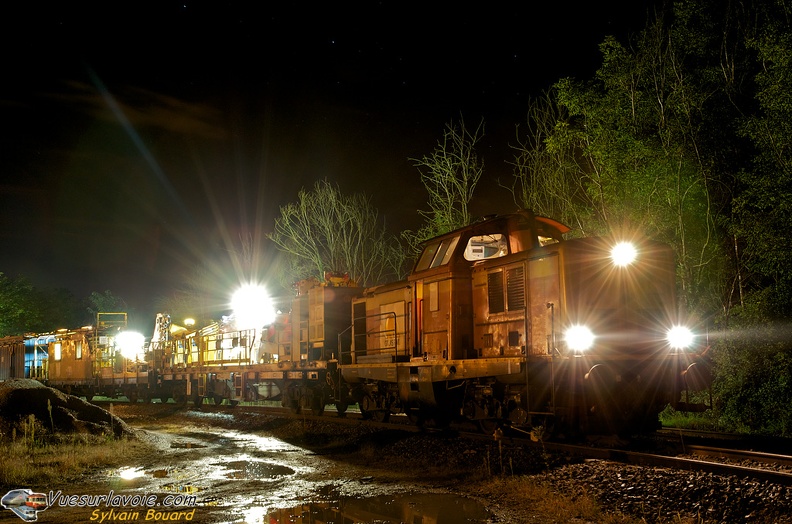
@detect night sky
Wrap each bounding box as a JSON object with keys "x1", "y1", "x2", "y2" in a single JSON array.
[{"x1": 1, "y1": 1, "x2": 658, "y2": 326}]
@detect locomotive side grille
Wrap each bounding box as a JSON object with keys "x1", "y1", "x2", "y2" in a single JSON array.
[
  {"x1": 487, "y1": 272, "x2": 505, "y2": 314},
  {"x1": 506, "y1": 266, "x2": 525, "y2": 310}
]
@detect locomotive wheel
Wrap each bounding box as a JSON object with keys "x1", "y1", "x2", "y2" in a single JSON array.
[
  {"x1": 127, "y1": 391, "x2": 139, "y2": 403},
  {"x1": 359, "y1": 394, "x2": 376, "y2": 420},
  {"x1": 335, "y1": 401, "x2": 348, "y2": 416}
]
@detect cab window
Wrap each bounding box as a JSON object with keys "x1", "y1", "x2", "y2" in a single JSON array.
[
  {"x1": 464, "y1": 234, "x2": 508, "y2": 261},
  {"x1": 415, "y1": 236, "x2": 460, "y2": 271}
]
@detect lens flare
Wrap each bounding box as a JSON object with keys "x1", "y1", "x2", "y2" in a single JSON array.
[
  {"x1": 565, "y1": 325, "x2": 595, "y2": 352},
  {"x1": 611, "y1": 242, "x2": 637, "y2": 266},
  {"x1": 667, "y1": 325, "x2": 694, "y2": 349},
  {"x1": 231, "y1": 284, "x2": 277, "y2": 331},
  {"x1": 116, "y1": 331, "x2": 145, "y2": 361}
]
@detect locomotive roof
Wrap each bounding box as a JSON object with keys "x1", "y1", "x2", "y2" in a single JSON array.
[{"x1": 422, "y1": 209, "x2": 570, "y2": 242}]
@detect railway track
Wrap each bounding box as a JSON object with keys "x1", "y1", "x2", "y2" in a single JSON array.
[{"x1": 100, "y1": 399, "x2": 792, "y2": 486}]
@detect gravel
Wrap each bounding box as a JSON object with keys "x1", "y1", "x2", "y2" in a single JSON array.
[
  {"x1": 257, "y1": 419, "x2": 792, "y2": 523},
  {"x1": 112, "y1": 406, "x2": 792, "y2": 523},
  {"x1": 537, "y1": 460, "x2": 792, "y2": 523}
]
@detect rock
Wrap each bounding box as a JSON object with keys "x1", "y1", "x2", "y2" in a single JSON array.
[{"x1": 0, "y1": 378, "x2": 132, "y2": 437}]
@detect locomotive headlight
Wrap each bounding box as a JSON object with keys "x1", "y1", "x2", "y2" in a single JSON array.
[
  {"x1": 565, "y1": 325, "x2": 595, "y2": 352},
  {"x1": 611, "y1": 242, "x2": 637, "y2": 267},
  {"x1": 666, "y1": 325, "x2": 694, "y2": 350}
]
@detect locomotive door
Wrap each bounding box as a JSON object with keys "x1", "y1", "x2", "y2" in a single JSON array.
[
  {"x1": 525, "y1": 253, "x2": 562, "y2": 425},
  {"x1": 421, "y1": 279, "x2": 449, "y2": 360},
  {"x1": 528, "y1": 254, "x2": 560, "y2": 355},
  {"x1": 420, "y1": 276, "x2": 473, "y2": 361}
]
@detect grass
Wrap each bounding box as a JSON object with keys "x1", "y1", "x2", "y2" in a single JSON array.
[
  {"x1": 0, "y1": 415, "x2": 153, "y2": 490},
  {"x1": 659, "y1": 404, "x2": 723, "y2": 432}
]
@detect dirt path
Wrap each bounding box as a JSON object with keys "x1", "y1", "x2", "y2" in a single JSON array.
[{"x1": 4, "y1": 404, "x2": 532, "y2": 523}]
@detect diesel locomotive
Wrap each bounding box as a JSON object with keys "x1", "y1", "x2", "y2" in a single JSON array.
[{"x1": 0, "y1": 209, "x2": 710, "y2": 437}]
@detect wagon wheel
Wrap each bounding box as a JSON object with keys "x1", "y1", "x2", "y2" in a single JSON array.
[
  {"x1": 359, "y1": 394, "x2": 377, "y2": 420},
  {"x1": 361, "y1": 395, "x2": 390, "y2": 423},
  {"x1": 127, "y1": 391, "x2": 139, "y2": 403},
  {"x1": 335, "y1": 400, "x2": 348, "y2": 416}
]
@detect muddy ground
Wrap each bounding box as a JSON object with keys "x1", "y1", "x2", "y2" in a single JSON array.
[{"x1": 3, "y1": 403, "x2": 564, "y2": 524}]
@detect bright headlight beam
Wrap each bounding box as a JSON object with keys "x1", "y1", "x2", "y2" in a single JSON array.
[
  {"x1": 231, "y1": 284, "x2": 277, "y2": 331},
  {"x1": 667, "y1": 325, "x2": 694, "y2": 349},
  {"x1": 611, "y1": 242, "x2": 637, "y2": 267},
  {"x1": 116, "y1": 331, "x2": 145, "y2": 361},
  {"x1": 565, "y1": 325, "x2": 595, "y2": 352}
]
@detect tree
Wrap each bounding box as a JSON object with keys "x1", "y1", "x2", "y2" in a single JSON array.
[
  {"x1": 733, "y1": 6, "x2": 792, "y2": 318},
  {"x1": 510, "y1": 8, "x2": 736, "y2": 318},
  {"x1": 268, "y1": 180, "x2": 404, "y2": 287},
  {"x1": 509, "y1": 92, "x2": 595, "y2": 236},
  {"x1": 0, "y1": 273, "x2": 88, "y2": 336},
  {"x1": 402, "y1": 119, "x2": 484, "y2": 256},
  {"x1": 87, "y1": 290, "x2": 129, "y2": 319},
  {"x1": 0, "y1": 272, "x2": 39, "y2": 337}
]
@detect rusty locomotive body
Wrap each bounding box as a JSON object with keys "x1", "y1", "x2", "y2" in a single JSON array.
[{"x1": 0, "y1": 210, "x2": 708, "y2": 437}]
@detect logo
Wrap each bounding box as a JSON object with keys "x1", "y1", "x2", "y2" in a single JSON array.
[{"x1": 2, "y1": 489, "x2": 49, "y2": 522}]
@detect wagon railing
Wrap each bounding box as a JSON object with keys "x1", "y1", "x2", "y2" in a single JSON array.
[{"x1": 338, "y1": 311, "x2": 406, "y2": 364}]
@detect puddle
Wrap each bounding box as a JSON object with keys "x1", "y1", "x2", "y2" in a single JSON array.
[
  {"x1": 170, "y1": 442, "x2": 208, "y2": 449},
  {"x1": 109, "y1": 422, "x2": 492, "y2": 524},
  {"x1": 222, "y1": 460, "x2": 295, "y2": 479},
  {"x1": 260, "y1": 493, "x2": 492, "y2": 524}
]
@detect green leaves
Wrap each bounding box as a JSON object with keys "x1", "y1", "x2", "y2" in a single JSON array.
[{"x1": 0, "y1": 273, "x2": 88, "y2": 336}]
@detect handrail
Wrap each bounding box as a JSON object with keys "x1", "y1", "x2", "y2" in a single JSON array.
[{"x1": 337, "y1": 311, "x2": 404, "y2": 364}]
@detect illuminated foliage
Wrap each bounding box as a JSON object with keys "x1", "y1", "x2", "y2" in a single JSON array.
[
  {"x1": 402, "y1": 119, "x2": 484, "y2": 257},
  {"x1": 733, "y1": 6, "x2": 792, "y2": 318},
  {"x1": 268, "y1": 179, "x2": 404, "y2": 287},
  {"x1": 508, "y1": 0, "x2": 792, "y2": 435},
  {"x1": 512, "y1": 12, "x2": 733, "y2": 317}
]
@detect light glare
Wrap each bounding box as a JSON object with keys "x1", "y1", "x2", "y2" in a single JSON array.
[
  {"x1": 116, "y1": 331, "x2": 145, "y2": 360},
  {"x1": 232, "y1": 284, "x2": 277, "y2": 331},
  {"x1": 611, "y1": 242, "x2": 637, "y2": 266},
  {"x1": 667, "y1": 326, "x2": 694, "y2": 349},
  {"x1": 565, "y1": 325, "x2": 595, "y2": 352}
]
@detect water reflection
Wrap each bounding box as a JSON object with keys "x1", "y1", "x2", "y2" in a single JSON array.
[
  {"x1": 223, "y1": 460, "x2": 295, "y2": 479},
  {"x1": 262, "y1": 493, "x2": 491, "y2": 524}
]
